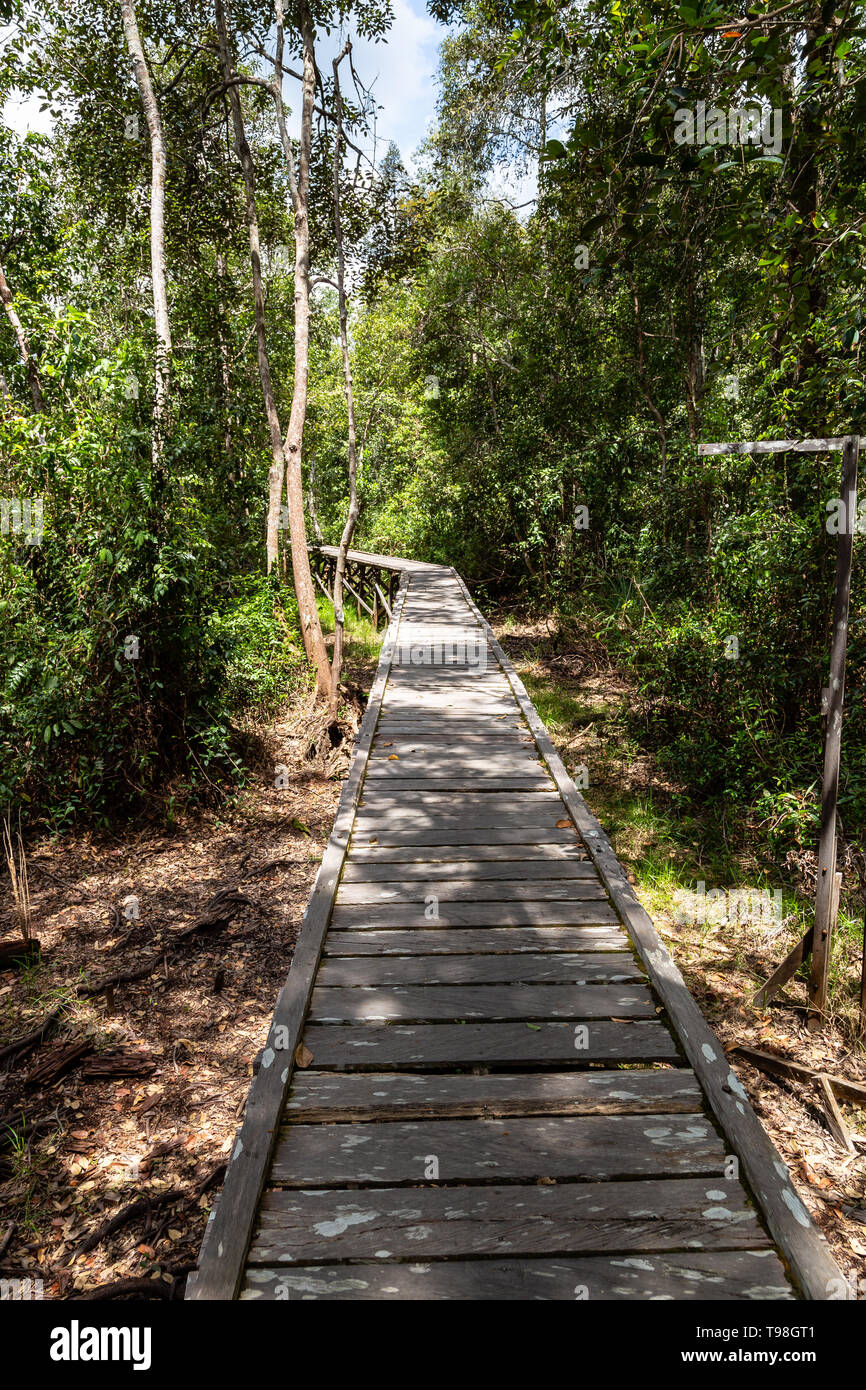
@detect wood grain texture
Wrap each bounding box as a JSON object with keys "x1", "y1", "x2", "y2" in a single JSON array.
[
  {"x1": 308, "y1": 982, "x2": 656, "y2": 1022},
  {"x1": 249, "y1": 1176, "x2": 770, "y2": 1263},
  {"x1": 270, "y1": 1112, "x2": 724, "y2": 1185},
  {"x1": 323, "y1": 928, "x2": 630, "y2": 955},
  {"x1": 284, "y1": 1067, "x2": 703, "y2": 1121},
  {"x1": 241, "y1": 1250, "x2": 793, "y2": 1300},
  {"x1": 299, "y1": 1019, "x2": 680, "y2": 1067},
  {"x1": 316, "y1": 951, "x2": 643, "y2": 986}
]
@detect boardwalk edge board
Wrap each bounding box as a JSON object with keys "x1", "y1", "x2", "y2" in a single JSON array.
[
  {"x1": 186, "y1": 572, "x2": 411, "y2": 1301},
  {"x1": 450, "y1": 567, "x2": 844, "y2": 1301}
]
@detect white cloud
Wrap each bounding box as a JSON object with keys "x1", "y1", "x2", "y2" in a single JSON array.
[{"x1": 349, "y1": 0, "x2": 441, "y2": 163}]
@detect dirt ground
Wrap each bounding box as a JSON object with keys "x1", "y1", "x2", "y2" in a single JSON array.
[
  {"x1": 495, "y1": 612, "x2": 866, "y2": 1298},
  {"x1": 0, "y1": 676, "x2": 367, "y2": 1301}
]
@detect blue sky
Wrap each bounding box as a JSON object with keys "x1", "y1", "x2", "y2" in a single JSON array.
[{"x1": 3, "y1": 0, "x2": 445, "y2": 168}]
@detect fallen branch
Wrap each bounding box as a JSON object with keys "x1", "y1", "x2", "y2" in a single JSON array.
[
  {"x1": 173, "y1": 888, "x2": 251, "y2": 942},
  {"x1": 77, "y1": 955, "x2": 165, "y2": 998},
  {"x1": 77, "y1": 1276, "x2": 173, "y2": 1300},
  {"x1": 0, "y1": 1007, "x2": 64, "y2": 1065},
  {"x1": 71, "y1": 1189, "x2": 185, "y2": 1260},
  {"x1": 0, "y1": 1223, "x2": 15, "y2": 1260},
  {"x1": 26, "y1": 1040, "x2": 92, "y2": 1088},
  {"x1": 80, "y1": 1050, "x2": 156, "y2": 1079}
]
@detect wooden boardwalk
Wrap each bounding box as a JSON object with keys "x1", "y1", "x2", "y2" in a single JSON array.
[{"x1": 188, "y1": 555, "x2": 843, "y2": 1301}]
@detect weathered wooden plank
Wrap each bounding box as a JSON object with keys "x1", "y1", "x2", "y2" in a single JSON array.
[
  {"x1": 698, "y1": 437, "x2": 848, "y2": 456},
  {"x1": 249, "y1": 1176, "x2": 769, "y2": 1264},
  {"x1": 373, "y1": 730, "x2": 528, "y2": 741},
  {"x1": 309, "y1": 982, "x2": 656, "y2": 1022},
  {"x1": 242, "y1": 1250, "x2": 793, "y2": 1300},
  {"x1": 452, "y1": 571, "x2": 844, "y2": 1299},
  {"x1": 323, "y1": 928, "x2": 629, "y2": 955},
  {"x1": 382, "y1": 699, "x2": 517, "y2": 713},
  {"x1": 336, "y1": 880, "x2": 606, "y2": 905},
  {"x1": 299, "y1": 1020, "x2": 678, "y2": 1067},
  {"x1": 358, "y1": 790, "x2": 562, "y2": 809},
  {"x1": 730, "y1": 1046, "x2": 866, "y2": 1108},
  {"x1": 285, "y1": 1067, "x2": 703, "y2": 1121},
  {"x1": 352, "y1": 828, "x2": 582, "y2": 848},
  {"x1": 317, "y1": 952, "x2": 641, "y2": 986},
  {"x1": 361, "y1": 778, "x2": 556, "y2": 793},
  {"x1": 354, "y1": 804, "x2": 563, "y2": 824},
  {"x1": 342, "y1": 859, "x2": 596, "y2": 882},
  {"x1": 186, "y1": 577, "x2": 413, "y2": 1301},
  {"x1": 270, "y1": 1113, "x2": 722, "y2": 1186},
  {"x1": 329, "y1": 902, "x2": 616, "y2": 929},
  {"x1": 367, "y1": 749, "x2": 540, "y2": 766},
  {"x1": 347, "y1": 843, "x2": 587, "y2": 862},
  {"x1": 375, "y1": 730, "x2": 527, "y2": 740},
  {"x1": 365, "y1": 762, "x2": 544, "y2": 778}
]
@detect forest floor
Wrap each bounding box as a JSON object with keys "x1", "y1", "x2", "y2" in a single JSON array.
[
  {"x1": 0, "y1": 625, "x2": 380, "y2": 1301},
  {"x1": 494, "y1": 609, "x2": 866, "y2": 1298}
]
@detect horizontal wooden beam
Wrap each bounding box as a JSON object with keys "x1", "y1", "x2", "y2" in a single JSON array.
[
  {"x1": 699, "y1": 437, "x2": 854, "y2": 456},
  {"x1": 731, "y1": 1045, "x2": 866, "y2": 1109}
]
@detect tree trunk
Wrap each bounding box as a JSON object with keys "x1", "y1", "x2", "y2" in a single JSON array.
[
  {"x1": 0, "y1": 258, "x2": 44, "y2": 413},
  {"x1": 119, "y1": 0, "x2": 171, "y2": 472},
  {"x1": 215, "y1": 0, "x2": 287, "y2": 568},
  {"x1": 328, "y1": 45, "x2": 362, "y2": 717},
  {"x1": 216, "y1": 0, "x2": 330, "y2": 698},
  {"x1": 629, "y1": 272, "x2": 667, "y2": 482},
  {"x1": 277, "y1": 0, "x2": 331, "y2": 698}
]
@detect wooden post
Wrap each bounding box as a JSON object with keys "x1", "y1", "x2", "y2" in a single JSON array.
[
  {"x1": 859, "y1": 902, "x2": 866, "y2": 1038},
  {"x1": 808, "y1": 435, "x2": 859, "y2": 1031}
]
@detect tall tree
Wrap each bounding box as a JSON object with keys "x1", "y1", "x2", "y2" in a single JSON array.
[
  {"x1": 328, "y1": 42, "x2": 362, "y2": 715},
  {"x1": 119, "y1": 0, "x2": 172, "y2": 471},
  {"x1": 275, "y1": 0, "x2": 332, "y2": 697},
  {"x1": 215, "y1": 0, "x2": 331, "y2": 697}
]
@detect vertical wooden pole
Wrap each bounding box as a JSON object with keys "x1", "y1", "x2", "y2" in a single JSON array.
[
  {"x1": 859, "y1": 906, "x2": 866, "y2": 1038},
  {"x1": 808, "y1": 434, "x2": 860, "y2": 1031}
]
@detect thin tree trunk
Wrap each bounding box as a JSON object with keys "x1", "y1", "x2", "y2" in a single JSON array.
[
  {"x1": 0, "y1": 258, "x2": 44, "y2": 412},
  {"x1": 216, "y1": 0, "x2": 287, "y2": 581},
  {"x1": 216, "y1": 0, "x2": 330, "y2": 698},
  {"x1": 215, "y1": 250, "x2": 234, "y2": 471},
  {"x1": 628, "y1": 272, "x2": 667, "y2": 482},
  {"x1": 276, "y1": 0, "x2": 331, "y2": 697},
  {"x1": 215, "y1": 0, "x2": 286, "y2": 566},
  {"x1": 329, "y1": 44, "x2": 362, "y2": 717},
  {"x1": 119, "y1": 0, "x2": 171, "y2": 472}
]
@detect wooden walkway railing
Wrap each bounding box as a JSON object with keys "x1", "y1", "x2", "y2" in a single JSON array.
[{"x1": 187, "y1": 556, "x2": 843, "y2": 1301}]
